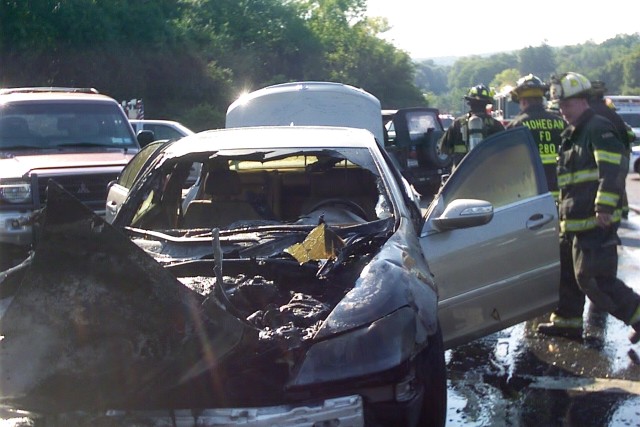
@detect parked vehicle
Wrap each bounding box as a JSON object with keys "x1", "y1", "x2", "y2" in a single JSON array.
[
  {"x1": 630, "y1": 144, "x2": 640, "y2": 175},
  {"x1": 492, "y1": 85, "x2": 519, "y2": 126},
  {"x1": 129, "y1": 119, "x2": 194, "y2": 146},
  {"x1": 619, "y1": 112, "x2": 640, "y2": 140},
  {"x1": 0, "y1": 87, "x2": 142, "y2": 268},
  {"x1": 382, "y1": 108, "x2": 452, "y2": 196},
  {"x1": 438, "y1": 113, "x2": 455, "y2": 129},
  {"x1": 227, "y1": 82, "x2": 450, "y2": 197},
  {"x1": 607, "y1": 96, "x2": 640, "y2": 141},
  {"x1": 0, "y1": 123, "x2": 560, "y2": 426}
]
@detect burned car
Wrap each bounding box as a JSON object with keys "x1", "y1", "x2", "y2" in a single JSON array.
[{"x1": 0, "y1": 125, "x2": 560, "y2": 426}]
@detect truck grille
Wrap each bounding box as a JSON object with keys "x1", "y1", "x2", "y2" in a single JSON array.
[{"x1": 35, "y1": 172, "x2": 119, "y2": 212}]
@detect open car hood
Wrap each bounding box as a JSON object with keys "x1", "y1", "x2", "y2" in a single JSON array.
[{"x1": 0, "y1": 183, "x2": 256, "y2": 412}]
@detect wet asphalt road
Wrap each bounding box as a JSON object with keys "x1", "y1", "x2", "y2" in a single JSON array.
[{"x1": 442, "y1": 173, "x2": 640, "y2": 427}]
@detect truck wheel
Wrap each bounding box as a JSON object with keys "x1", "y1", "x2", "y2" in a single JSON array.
[{"x1": 417, "y1": 130, "x2": 452, "y2": 169}]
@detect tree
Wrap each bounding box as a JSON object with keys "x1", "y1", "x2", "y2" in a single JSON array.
[
  {"x1": 491, "y1": 69, "x2": 520, "y2": 92},
  {"x1": 518, "y1": 44, "x2": 556, "y2": 79},
  {"x1": 296, "y1": 0, "x2": 424, "y2": 106},
  {"x1": 415, "y1": 60, "x2": 449, "y2": 95}
]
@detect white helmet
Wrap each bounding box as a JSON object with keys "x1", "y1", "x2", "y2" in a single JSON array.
[{"x1": 549, "y1": 72, "x2": 591, "y2": 101}]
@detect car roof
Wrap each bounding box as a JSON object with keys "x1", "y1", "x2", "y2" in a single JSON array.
[
  {"x1": 163, "y1": 126, "x2": 378, "y2": 157},
  {"x1": 130, "y1": 119, "x2": 183, "y2": 125},
  {"x1": 0, "y1": 92, "x2": 119, "y2": 105}
]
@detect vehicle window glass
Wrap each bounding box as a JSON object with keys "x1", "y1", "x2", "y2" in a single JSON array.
[
  {"x1": 443, "y1": 130, "x2": 540, "y2": 208},
  {"x1": 144, "y1": 124, "x2": 184, "y2": 141},
  {"x1": 117, "y1": 141, "x2": 165, "y2": 188},
  {"x1": 619, "y1": 113, "x2": 640, "y2": 127},
  {"x1": 406, "y1": 111, "x2": 436, "y2": 141},
  {"x1": 0, "y1": 102, "x2": 136, "y2": 149}
]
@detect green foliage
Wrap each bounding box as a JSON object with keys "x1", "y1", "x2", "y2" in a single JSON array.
[
  {"x1": 425, "y1": 35, "x2": 640, "y2": 114},
  {"x1": 518, "y1": 44, "x2": 556, "y2": 79},
  {"x1": 491, "y1": 69, "x2": 520, "y2": 92},
  {"x1": 0, "y1": 0, "x2": 424, "y2": 124},
  {"x1": 1, "y1": 2, "x2": 638, "y2": 125}
]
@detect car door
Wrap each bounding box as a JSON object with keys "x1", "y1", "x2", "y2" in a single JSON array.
[
  {"x1": 419, "y1": 127, "x2": 560, "y2": 349},
  {"x1": 105, "y1": 141, "x2": 166, "y2": 223}
]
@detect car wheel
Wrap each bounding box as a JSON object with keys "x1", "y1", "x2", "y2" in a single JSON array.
[
  {"x1": 417, "y1": 324, "x2": 447, "y2": 427},
  {"x1": 416, "y1": 130, "x2": 452, "y2": 169}
]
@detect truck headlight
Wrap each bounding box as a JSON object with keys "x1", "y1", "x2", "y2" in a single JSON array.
[{"x1": 0, "y1": 181, "x2": 32, "y2": 204}]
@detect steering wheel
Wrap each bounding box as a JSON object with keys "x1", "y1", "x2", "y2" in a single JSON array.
[{"x1": 307, "y1": 198, "x2": 368, "y2": 220}]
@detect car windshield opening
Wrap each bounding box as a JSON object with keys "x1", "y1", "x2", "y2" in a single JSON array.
[{"x1": 122, "y1": 147, "x2": 394, "y2": 232}]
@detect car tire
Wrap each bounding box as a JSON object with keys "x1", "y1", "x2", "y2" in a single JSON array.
[
  {"x1": 416, "y1": 130, "x2": 452, "y2": 169},
  {"x1": 417, "y1": 324, "x2": 447, "y2": 427}
]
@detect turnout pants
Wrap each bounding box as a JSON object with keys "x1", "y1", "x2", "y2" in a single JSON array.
[{"x1": 555, "y1": 227, "x2": 640, "y2": 324}]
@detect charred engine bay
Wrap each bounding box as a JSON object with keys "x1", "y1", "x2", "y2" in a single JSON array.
[{"x1": 0, "y1": 183, "x2": 391, "y2": 412}]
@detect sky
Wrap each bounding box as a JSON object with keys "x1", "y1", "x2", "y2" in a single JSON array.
[{"x1": 365, "y1": 0, "x2": 639, "y2": 59}]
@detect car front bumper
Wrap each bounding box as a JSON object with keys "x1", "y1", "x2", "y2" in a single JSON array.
[{"x1": 30, "y1": 395, "x2": 365, "y2": 427}]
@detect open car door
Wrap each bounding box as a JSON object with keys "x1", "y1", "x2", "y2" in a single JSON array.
[
  {"x1": 105, "y1": 141, "x2": 166, "y2": 223},
  {"x1": 420, "y1": 127, "x2": 560, "y2": 349}
]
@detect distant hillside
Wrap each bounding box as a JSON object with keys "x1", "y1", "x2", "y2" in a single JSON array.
[{"x1": 415, "y1": 52, "x2": 503, "y2": 66}]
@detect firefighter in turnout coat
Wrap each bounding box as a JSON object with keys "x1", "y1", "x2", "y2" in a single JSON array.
[
  {"x1": 537, "y1": 72, "x2": 640, "y2": 343},
  {"x1": 438, "y1": 84, "x2": 505, "y2": 166},
  {"x1": 507, "y1": 74, "x2": 567, "y2": 202}
]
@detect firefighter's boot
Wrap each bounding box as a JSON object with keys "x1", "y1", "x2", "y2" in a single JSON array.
[
  {"x1": 629, "y1": 305, "x2": 640, "y2": 344},
  {"x1": 537, "y1": 313, "x2": 583, "y2": 339}
]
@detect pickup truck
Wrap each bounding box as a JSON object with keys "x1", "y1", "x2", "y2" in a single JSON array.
[{"x1": 0, "y1": 87, "x2": 143, "y2": 268}]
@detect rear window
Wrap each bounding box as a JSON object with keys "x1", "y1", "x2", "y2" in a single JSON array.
[{"x1": 0, "y1": 102, "x2": 137, "y2": 149}]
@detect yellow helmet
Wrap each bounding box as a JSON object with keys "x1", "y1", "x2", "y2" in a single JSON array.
[
  {"x1": 465, "y1": 84, "x2": 494, "y2": 102},
  {"x1": 549, "y1": 72, "x2": 591, "y2": 101},
  {"x1": 510, "y1": 74, "x2": 548, "y2": 102}
]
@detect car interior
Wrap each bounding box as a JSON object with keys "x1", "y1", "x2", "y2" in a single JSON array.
[{"x1": 130, "y1": 154, "x2": 385, "y2": 230}]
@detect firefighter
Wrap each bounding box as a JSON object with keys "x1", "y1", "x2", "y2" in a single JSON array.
[
  {"x1": 588, "y1": 80, "x2": 634, "y2": 219},
  {"x1": 507, "y1": 74, "x2": 567, "y2": 202},
  {"x1": 438, "y1": 84, "x2": 505, "y2": 166},
  {"x1": 537, "y1": 72, "x2": 640, "y2": 342}
]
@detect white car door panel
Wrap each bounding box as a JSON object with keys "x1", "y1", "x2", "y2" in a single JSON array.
[{"x1": 420, "y1": 127, "x2": 560, "y2": 349}]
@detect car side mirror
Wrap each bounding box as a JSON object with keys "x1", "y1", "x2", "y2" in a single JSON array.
[{"x1": 432, "y1": 199, "x2": 493, "y2": 231}]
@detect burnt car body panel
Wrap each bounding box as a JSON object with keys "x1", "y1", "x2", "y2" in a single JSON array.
[{"x1": 0, "y1": 126, "x2": 558, "y2": 426}]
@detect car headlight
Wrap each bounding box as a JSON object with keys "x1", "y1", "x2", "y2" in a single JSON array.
[
  {"x1": 0, "y1": 181, "x2": 31, "y2": 204},
  {"x1": 291, "y1": 307, "x2": 416, "y2": 387}
]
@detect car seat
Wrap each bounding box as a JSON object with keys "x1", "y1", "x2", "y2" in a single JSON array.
[{"x1": 182, "y1": 169, "x2": 264, "y2": 228}]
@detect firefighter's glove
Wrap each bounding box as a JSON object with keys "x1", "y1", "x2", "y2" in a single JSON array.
[{"x1": 595, "y1": 212, "x2": 612, "y2": 229}]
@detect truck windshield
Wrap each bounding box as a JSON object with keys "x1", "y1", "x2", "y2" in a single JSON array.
[{"x1": 0, "y1": 102, "x2": 137, "y2": 150}]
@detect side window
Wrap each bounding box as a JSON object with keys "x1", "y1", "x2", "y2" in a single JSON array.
[
  {"x1": 443, "y1": 128, "x2": 544, "y2": 209},
  {"x1": 117, "y1": 141, "x2": 165, "y2": 189},
  {"x1": 146, "y1": 124, "x2": 183, "y2": 141}
]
